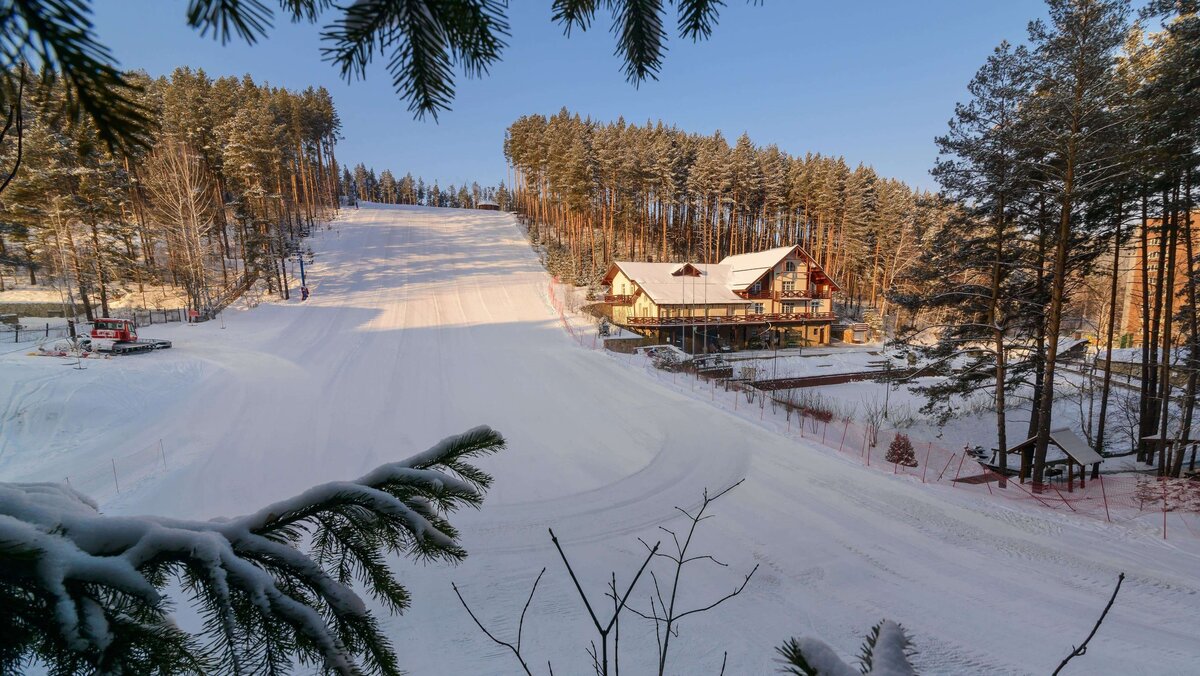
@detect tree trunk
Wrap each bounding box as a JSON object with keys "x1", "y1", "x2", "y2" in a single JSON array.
[{"x1": 1094, "y1": 210, "x2": 1122, "y2": 476}]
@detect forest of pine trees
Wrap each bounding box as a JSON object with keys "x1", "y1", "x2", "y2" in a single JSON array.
[
  {"x1": 0, "y1": 67, "x2": 341, "y2": 318},
  {"x1": 503, "y1": 0, "x2": 1198, "y2": 482},
  {"x1": 896, "y1": 0, "x2": 1199, "y2": 480},
  {"x1": 343, "y1": 163, "x2": 509, "y2": 211},
  {"x1": 503, "y1": 109, "x2": 946, "y2": 314}
]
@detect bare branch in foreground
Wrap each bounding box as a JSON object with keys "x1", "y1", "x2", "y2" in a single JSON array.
[{"x1": 1052, "y1": 573, "x2": 1125, "y2": 676}]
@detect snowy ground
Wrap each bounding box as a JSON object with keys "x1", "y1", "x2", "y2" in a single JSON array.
[{"x1": 3, "y1": 204, "x2": 1199, "y2": 675}]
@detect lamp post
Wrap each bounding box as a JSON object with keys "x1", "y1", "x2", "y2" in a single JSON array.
[
  {"x1": 767, "y1": 321, "x2": 779, "y2": 381},
  {"x1": 883, "y1": 357, "x2": 892, "y2": 419}
]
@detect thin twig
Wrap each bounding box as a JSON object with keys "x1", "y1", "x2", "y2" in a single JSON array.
[
  {"x1": 452, "y1": 570, "x2": 545, "y2": 676},
  {"x1": 549, "y1": 527, "x2": 659, "y2": 675},
  {"x1": 1052, "y1": 572, "x2": 1125, "y2": 676},
  {"x1": 549, "y1": 528, "x2": 603, "y2": 632},
  {"x1": 517, "y1": 567, "x2": 547, "y2": 655},
  {"x1": 672, "y1": 564, "x2": 759, "y2": 622}
]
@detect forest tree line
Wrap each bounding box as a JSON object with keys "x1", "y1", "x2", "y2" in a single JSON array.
[
  {"x1": 503, "y1": 0, "x2": 1198, "y2": 481},
  {"x1": 0, "y1": 66, "x2": 342, "y2": 318},
  {"x1": 503, "y1": 110, "x2": 943, "y2": 316},
  {"x1": 897, "y1": 0, "x2": 1198, "y2": 481},
  {"x1": 344, "y1": 163, "x2": 509, "y2": 211}
]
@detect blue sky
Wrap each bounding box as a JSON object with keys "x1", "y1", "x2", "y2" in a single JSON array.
[{"x1": 93, "y1": 1, "x2": 1052, "y2": 191}]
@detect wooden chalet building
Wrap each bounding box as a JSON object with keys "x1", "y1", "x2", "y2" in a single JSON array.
[{"x1": 602, "y1": 245, "x2": 840, "y2": 351}]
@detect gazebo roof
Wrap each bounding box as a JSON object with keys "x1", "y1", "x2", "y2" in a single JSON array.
[
  {"x1": 1141, "y1": 432, "x2": 1198, "y2": 444},
  {"x1": 1008, "y1": 427, "x2": 1103, "y2": 466}
]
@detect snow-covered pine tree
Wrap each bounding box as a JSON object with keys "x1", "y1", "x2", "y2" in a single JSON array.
[
  {"x1": 1024, "y1": 0, "x2": 1130, "y2": 482},
  {"x1": 777, "y1": 620, "x2": 916, "y2": 676},
  {"x1": 893, "y1": 40, "x2": 1037, "y2": 477},
  {"x1": 0, "y1": 426, "x2": 505, "y2": 675},
  {"x1": 885, "y1": 433, "x2": 918, "y2": 467}
]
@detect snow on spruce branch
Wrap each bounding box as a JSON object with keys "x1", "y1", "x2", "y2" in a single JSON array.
[{"x1": 0, "y1": 425, "x2": 505, "y2": 675}]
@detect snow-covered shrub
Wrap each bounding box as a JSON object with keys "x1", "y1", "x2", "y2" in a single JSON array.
[
  {"x1": 777, "y1": 620, "x2": 916, "y2": 676},
  {"x1": 650, "y1": 348, "x2": 686, "y2": 372},
  {"x1": 886, "y1": 433, "x2": 918, "y2": 467},
  {"x1": 887, "y1": 403, "x2": 919, "y2": 429},
  {"x1": 0, "y1": 426, "x2": 505, "y2": 675},
  {"x1": 787, "y1": 391, "x2": 836, "y2": 424}
]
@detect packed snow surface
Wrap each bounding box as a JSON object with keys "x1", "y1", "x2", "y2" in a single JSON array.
[{"x1": 3, "y1": 205, "x2": 1198, "y2": 674}]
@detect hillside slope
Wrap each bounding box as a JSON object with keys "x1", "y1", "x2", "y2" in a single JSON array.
[{"x1": 2, "y1": 204, "x2": 1197, "y2": 674}]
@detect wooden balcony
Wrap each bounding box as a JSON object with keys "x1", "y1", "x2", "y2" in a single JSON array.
[
  {"x1": 736, "y1": 288, "x2": 834, "y2": 301},
  {"x1": 626, "y1": 312, "x2": 837, "y2": 327},
  {"x1": 604, "y1": 294, "x2": 635, "y2": 304}
]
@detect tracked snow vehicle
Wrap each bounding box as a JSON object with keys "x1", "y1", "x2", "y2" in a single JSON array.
[{"x1": 86, "y1": 318, "x2": 172, "y2": 354}]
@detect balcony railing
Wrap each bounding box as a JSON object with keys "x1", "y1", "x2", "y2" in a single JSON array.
[
  {"x1": 626, "y1": 312, "x2": 837, "y2": 327},
  {"x1": 603, "y1": 294, "x2": 635, "y2": 304},
  {"x1": 736, "y1": 288, "x2": 834, "y2": 301}
]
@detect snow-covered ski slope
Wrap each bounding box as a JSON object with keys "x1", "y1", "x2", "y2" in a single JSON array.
[{"x1": 3, "y1": 204, "x2": 1198, "y2": 674}]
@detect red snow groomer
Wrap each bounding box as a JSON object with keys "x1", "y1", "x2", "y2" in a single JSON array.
[{"x1": 87, "y1": 318, "x2": 172, "y2": 354}]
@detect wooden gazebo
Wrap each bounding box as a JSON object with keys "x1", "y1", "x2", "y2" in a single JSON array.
[
  {"x1": 1141, "y1": 432, "x2": 1198, "y2": 476},
  {"x1": 1007, "y1": 428, "x2": 1104, "y2": 491}
]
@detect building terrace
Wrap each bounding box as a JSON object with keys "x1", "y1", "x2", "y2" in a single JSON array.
[{"x1": 602, "y1": 245, "x2": 841, "y2": 351}]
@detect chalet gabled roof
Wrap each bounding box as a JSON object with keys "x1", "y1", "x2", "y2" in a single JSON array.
[
  {"x1": 605, "y1": 261, "x2": 750, "y2": 306},
  {"x1": 604, "y1": 243, "x2": 841, "y2": 305},
  {"x1": 719, "y1": 245, "x2": 841, "y2": 291}
]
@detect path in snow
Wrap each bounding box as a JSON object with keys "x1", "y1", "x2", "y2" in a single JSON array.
[{"x1": 3, "y1": 204, "x2": 1198, "y2": 674}]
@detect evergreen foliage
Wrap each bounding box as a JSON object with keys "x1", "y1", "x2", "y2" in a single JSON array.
[
  {"x1": 885, "y1": 433, "x2": 917, "y2": 468},
  {"x1": 1, "y1": 1, "x2": 755, "y2": 148},
  {"x1": 340, "y1": 163, "x2": 506, "y2": 211},
  {"x1": 0, "y1": 426, "x2": 505, "y2": 675},
  {"x1": 777, "y1": 620, "x2": 916, "y2": 676},
  {"x1": 894, "y1": 0, "x2": 1200, "y2": 480},
  {"x1": 0, "y1": 67, "x2": 341, "y2": 314},
  {"x1": 504, "y1": 109, "x2": 939, "y2": 301}
]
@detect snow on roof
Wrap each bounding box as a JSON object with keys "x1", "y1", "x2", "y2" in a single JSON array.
[
  {"x1": 1048, "y1": 427, "x2": 1104, "y2": 465},
  {"x1": 1055, "y1": 337, "x2": 1088, "y2": 356},
  {"x1": 610, "y1": 261, "x2": 750, "y2": 305},
  {"x1": 719, "y1": 245, "x2": 799, "y2": 290},
  {"x1": 1009, "y1": 427, "x2": 1103, "y2": 465},
  {"x1": 1142, "y1": 429, "x2": 1199, "y2": 442},
  {"x1": 1098, "y1": 346, "x2": 1187, "y2": 364}
]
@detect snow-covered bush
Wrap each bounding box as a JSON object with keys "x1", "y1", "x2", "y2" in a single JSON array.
[
  {"x1": 777, "y1": 620, "x2": 916, "y2": 676},
  {"x1": 0, "y1": 426, "x2": 505, "y2": 675},
  {"x1": 650, "y1": 348, "x2": 686, "y2": 372}
]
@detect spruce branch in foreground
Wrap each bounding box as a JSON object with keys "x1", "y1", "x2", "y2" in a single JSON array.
[
  {"x1": 0, "y1": 425, "x2": 505, "y2": 675},
  {"x1": 776, "y1": 620, "x2": 916, "y2": 676}
]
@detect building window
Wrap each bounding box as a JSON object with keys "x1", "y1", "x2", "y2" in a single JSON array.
[
  {"x1": 753, "y1": 303, "x2": 764, "y2": 314},
  {"x1": 620, "y1": 283, "x2": 627, "y2": 294},
  {"x1": 782, "y1": 281, "x2": 794, "y2": 292},
  {"x1": 752, "y1": 282, "x2": 761, "y2": 293},
  {"x1": 782, "y1": 302, "x2": 795, "y2": 313},
  {"x1": 785, "y1": 261, "x2": 796, "y2": 273},
  {"x1": 811, "y1": 301, "x2": 821, "y2": 311}
]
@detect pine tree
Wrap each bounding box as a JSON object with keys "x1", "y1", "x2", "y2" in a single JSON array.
[
  {"x1": 886, "y1": 433, "x2": 918, "y2": 467},
  {"x1": 1025, "y1": 0, "x2": 1131, "y2": 482},
  {"x1": 0, "y1": 427, "x2": 505, "y2": 675},
  {"x1": 897, "y1": 41, "x2": 1035, "y2": 475}
]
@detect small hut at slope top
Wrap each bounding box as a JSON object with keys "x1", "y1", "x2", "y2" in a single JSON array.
[{"x1": 1005, "y1": 428, "x2": 1104, "y2": 491}]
